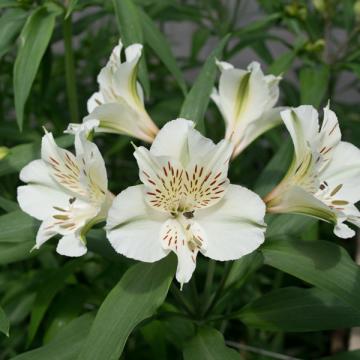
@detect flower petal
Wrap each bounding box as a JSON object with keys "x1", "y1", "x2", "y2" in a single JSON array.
[
  {"x1": 160, "y1": 218, "x2": 205, "y2": 286},
  {"x1": 106, "y1": 185, "x2": 169, "y2": 262},
  {"x1": 233, "y1": 107, "x2": 284, "y2": 157},
  {"x1": 196, "y1": 184, "x2": 266, "y2": 261},
  {"x1": 320, "y1": 141, "x2": 360, "y2": 203},
  {"x1": 150, "y1": 118, "x2": 195, "y2": 162},
  {"x1": 281, "y1": 105, "x2": 320, "y2": 161},
  {"x1": 17, "y1": 184, "x2": 69, "y2": 221},
  {"x1": 84, "y1": 102, "x2": 156, "y2": 143},
  {"x1": 56, "y1": 233, "x2": 87, "y2": 257}
]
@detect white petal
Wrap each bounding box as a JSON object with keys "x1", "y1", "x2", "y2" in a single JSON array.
[
  {"x1": 65, "y1": 119, "x2": 100, "y2": 136},
  {"x1": 281, "y1": 106, "x2": 320, "y2": 161},
  {"x1": 233, "y1": 107, "x2": 284, "y2": 157},
  {"x1": 56, "y1": 233, "x2": 87, "y2": 257},
  {"x1": 320, "y1": 142, "x2": 360, "y2": 203},
  {"x1": 150, "y1": 118, "x2": 194, "y2": 162},
  {"x1": 84, "y1": 102, "x2": 156, "y2": 143},
  {"x1": 196, "y1": 184, "x2": 266, "y2": 261},
  {"x1": 106, "y1": 185, "x2": 169, "y2": 262},
  {"x1": 160, "y1": 218, "x2": 202, "y2": 286},
  {"x1": 17, "y1": 184, "x2": 69, "y2": 221},
  {"x1": 334, "y1": 221, "x2": 355, "y2": 239},
  {"x1": 318, "y1": 105, "x2": 341, "y2": 156},
  {"x1": 87, "y1": 92, "x2": 105, "y2": 113},
  {"x1": 35, "y1": 217, "x2": 58, "y2": 249},
  {"x1": 20, "y1": 159, "x2": 59, "y2": 189},
  {"x1": 74, "y1": 132, "x2": 108, "y2": 198}
]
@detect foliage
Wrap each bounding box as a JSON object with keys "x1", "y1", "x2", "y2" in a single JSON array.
[{"x1": 0, "y1": 0, "x2": 360, "y2": 359}]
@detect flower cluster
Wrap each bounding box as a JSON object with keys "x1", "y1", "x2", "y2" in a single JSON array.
[{"x1": 17, "y1": 40, "x2": 360, "y2": 288}]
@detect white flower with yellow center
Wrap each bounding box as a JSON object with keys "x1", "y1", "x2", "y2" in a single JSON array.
[
  {"x1": 17, "y1": 130, "x2": 113, "y2": 256},
  {"x1": 211, "y1": 61, "x2": 283, "y2": 158},
  {"x1": 265, "y1": 105, "x2": 360, "y2": 238},
  {"x1": 67, "y1": 40, "x2": 158, "y2": 143},
  {"x1": 106, "y1": 119, "x2": 266, "y2": 287}
]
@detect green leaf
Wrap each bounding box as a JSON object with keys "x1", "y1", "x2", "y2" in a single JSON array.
[
  {"x1": 0, "y1": 306, "x2": 10, "y2": 337},
  {"x1": 0, "y1": 210, "x2": 38, "y2": 243},
  {"x1": 300, "y1": 65, "x2": 329, "y2": 107},
  {"x1": 267, "y1": 51, "x2": 296, "y2": 76},
  {"x1": 254, "y1": 139, "x2": 292, "y2": 197},
  {"x1": 266, "y1": 214, "x2": 317, "y2": 240},
  {"x1": 179, "y1": 34, "x2": 230, "y2": 132},
  {"x1": 0, "y1": 241, "x2": 34, "y2": 265},
  {"x1": 0, "y1": 0, "x2": 19, "y2": 9},
  {"x1": 239, "y1": 287, "x2": 360, "y2": 332},
  {"x1": 65, "y1": 0, "x2": 78, "y2": 18},
  {"x1": 27, "y1": 260, "x2": 81, "y2": 345},
  {"x1": 77, "y1": 255, "x2": 176, "y2": 360},
  {"x1": 261, "y1": 240, "x2": 360, "y2": 312},
  {"x1": 113, "y1": 0, "x2": 150, "y2": 97},
  {"x1": 14, "y1": 5, "x2": 59, "y2": 130},
  {"x1": 0, "y1": 195, "x2": 19, "y2": 212},
  {"x1": 12, "y1": 314, "x2": 93, "y2": 360},
  {"x1": 0, "y1": 8, "x2": 27, "y2": 59},
  {"x1": 0, "y1": 135, "x2": 73, "y2": 177},
  {"x1": 183, "y1": 327, "x2": 241, "y2": 360},
  {"x1": 321, "y1": 350, "x2": 360, "y2": 360},
  {"x1": 138, "y1": 8, "x2": 187, "y2": 95}
]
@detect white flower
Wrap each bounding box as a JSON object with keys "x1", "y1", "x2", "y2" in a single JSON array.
[
  {"x1": 106, "y1": 119, "x2": 266, "y2": 287},
  {"x1": 211, "y1": 61, "x2": 283, "y2": 158},
  {"x1": 17, "y1": 130, "x2": 113, "y2": 256},
  {"x1": 264, "y1": 105, "x2": 360, "y2": 238},
  {"x1": 67, "y1": 40, "x2": 158, "y2": 142}
]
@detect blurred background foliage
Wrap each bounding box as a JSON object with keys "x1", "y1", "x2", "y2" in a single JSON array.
[{"x1": 0, "y1": 0, "x2": 360, "y2": 359}]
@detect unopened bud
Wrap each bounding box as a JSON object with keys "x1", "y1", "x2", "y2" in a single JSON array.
[
  {"x1": 0, "y1": 147, "x2": 9, "y2": 161},
  {"x1": 355, "y1": 0, "x2": 360, "y2": 22},
  {"x1": 313, "y1": 0, "x2": 326, "y2": 13}
]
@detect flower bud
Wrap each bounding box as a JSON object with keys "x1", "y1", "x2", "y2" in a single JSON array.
[{"x1": 0, "y1": 147, "x2": 9, "y2": 161}]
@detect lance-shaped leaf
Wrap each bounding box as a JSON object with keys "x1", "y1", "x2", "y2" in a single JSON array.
[
  {"x1": 183, "y1": 327, "x2": 241, "y2": 360},
  {"x1": 180, "y1": 34, "x2": 230, "y2": 132},
  {"x1": 0, "y1": 8, "x2": 27, "y2": 59},
  {"x1": 14, "y1": 5, "x2": 60, "y2": 130},
  {"x1": 138, "y1": 8, "x2": 187, "y2": 95},
  {"x1": 261, "y1": 240, "x2": 360, "y2": 312},
  {"x1": 113, "y1": 0, "x2": 150, "y2": 97},
  {"x1": 239, "y1": 287, "x2": 360, "y2": 332},
  {"x1": 77, "y1": 255, "x2": 176, "y2": 360},
  {"x1": 12, "y1": 313, "x2": 93, "y2": 360},
  {"x1": 0, "y1": 306, "x2": 9, "y2": 337}
]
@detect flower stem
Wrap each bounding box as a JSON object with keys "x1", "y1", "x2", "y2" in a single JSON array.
[{"x1": 63, "y1": 14, "x2": 79, "y2": 123}]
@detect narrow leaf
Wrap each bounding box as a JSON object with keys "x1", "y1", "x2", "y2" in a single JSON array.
[
  {"x1": 113, "y1": 0, "x2": 150, "y2": 96},
  {"x1": 183, "y1": 327, "x2": 241, "y2": 360},
  {"x1": 0, "y1": 306, "x2": 10, "y2": 337},
  {"x1": 13, "y1": 314, "x2": 93, "y2": 360},
  {"x1": 0, "y1": 195, "x2": 19, "y2": 212},
  {"x1": 0, "y1": 8, "x2": 27, "y2": 59},
  {"x1": 138, "y1": 8, "x2": 187, "y2": 95},
  {"x1": 77, "y1": 255, "x2": 176, "y2": 360},
  {"x1": 262, "y1": 240, "x2": 360, "y2": 312},
  {"x1": 14, "y1": 6, "x2": 59, "y2": 130},
  {"x1": 65, "y1": 0, "x2": 78, "y2": 18},
  {"x1": 28, "y1": 260, "x2": 81, "y2": 345},
  {"x1": 0, "y1": 210, "x2": 37, "y2": 243},
  {"x1": 300, "y1": 65, "x2": 329, "y2": 107},
  {"x1": 239, "y1": 287, "x2": 360, "y2": 332},
  {"x1": 0, "y1": 241, "x2": 34, "y2": 265},
  {"x1": 180, "y1": 34, "x2": 230, "y2": 131}
]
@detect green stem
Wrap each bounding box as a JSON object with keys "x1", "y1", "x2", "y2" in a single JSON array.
[
  {"x1": 63, "y1": 14, "x2": 79, "y2": 123},
  {"x1": 203, "y1": 259, "x2": 216, "y2": 300}
]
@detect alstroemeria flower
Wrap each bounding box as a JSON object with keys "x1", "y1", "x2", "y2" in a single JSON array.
[
  {"x1": 106, "y1": 119, "x2": 266, "y2": 287},
  {"x1": 211, "y1": 61, "x2": 283, "y2": 158},
  {"x1": 265, "y1": 105, "x2": 360, "y2": 238},
  {"x1": 67, "y1": 40, "x2": 158, "y2": 142},
  {"x1": 17, "y1": 130, "x2": 113, "y2": 256}
]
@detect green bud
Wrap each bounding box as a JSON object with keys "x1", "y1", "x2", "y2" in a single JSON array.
[
  {"x1": 0, "y1": 147, "x2": 9, "y2": 161},
  {"x1": 305, "y1": 39, "x2": 325, "y2": 53},
  {"x1": 355, "y1": 0, "x2": 360, "y2": 22},
  {"x1": 313, "y1": 0, "x2": 326, "y2": 13}
]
